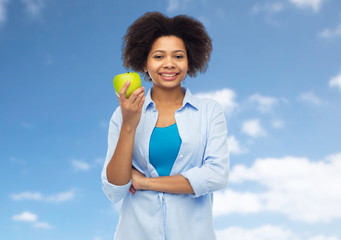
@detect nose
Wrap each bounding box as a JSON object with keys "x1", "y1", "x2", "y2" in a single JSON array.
[{"x1": 163, "y1": 56, "x2": 175, "y2": 69}]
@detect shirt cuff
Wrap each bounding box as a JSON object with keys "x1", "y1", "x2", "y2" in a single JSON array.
[
  {"x1": 102, "y1": 178, "x2": 131, "y2": 203},
  {"x1": 181, "y1": 167, "x2": 209, "y2": 198}
]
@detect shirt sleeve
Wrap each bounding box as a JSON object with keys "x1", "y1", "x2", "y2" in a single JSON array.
[
  {"x1": 101, "y1": 108, "x2": 131, "y2": 202},
  {"x1": 181, "y1": 102, "x2": 229, "y2": 198}
]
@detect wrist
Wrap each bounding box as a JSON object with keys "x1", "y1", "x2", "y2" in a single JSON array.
[
  {"x1": 142, "y1": 177, "x2": 151, "y2": 191},
  {"x1": 121, "y1": 123, "x2": 137, "y2": 133}
]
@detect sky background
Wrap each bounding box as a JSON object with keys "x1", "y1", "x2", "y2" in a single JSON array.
[{"x1": 1, "y1": 0, "x2": 341, "y2": 239}]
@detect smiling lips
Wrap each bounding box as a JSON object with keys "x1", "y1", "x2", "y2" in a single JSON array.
[{"x1": 159, "y1": 72, "x2": 179, "y2": 81}]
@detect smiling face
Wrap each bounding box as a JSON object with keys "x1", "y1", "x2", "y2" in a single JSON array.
[{"x1": 144, "y1": 35, "x2": 188, "y2": 90}]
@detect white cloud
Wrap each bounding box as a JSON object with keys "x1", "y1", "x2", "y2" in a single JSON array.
[
  {"x1": 21, "y1": 0, "x2": 45, "y2": 17},
  {"x1": 249, "y1": 94, "x2": 279, "y2": 112},
  {"x1": 241, "y1": 119, "x2": 266, "y2": 137},
  {"x1": 33, "y1": 221, "x2": 52, "y2": 229},
  {"x1": 308, "y1": 236, "x2": 339, "y2": 240},
  {"x1": 0, "y1": 0, "x2": 47, "y2": 25},
  {"x1": 298, "y1": 91, "x2": 323, "y2": 105},
  {"x1": 0, "y1": 0, "x2": 10, "y2": 26},
  {"x1": 20, "y1": 121, "x2": 34, "y2": 128},
  {"x1": 12, "y1": 211, "x2": 52, "y2": 229},
  {"x1": 12, "y1": 211, "x2": 37, "y2": 222},
  {"x1": 11, "y1": 190, "x2": 75, "y2": 203},
  {"x1": 94, "y1": 157, "x2": 105, "y2": 168},
  {"x1": 99, "y1": 120, "x2": 108, "y2": 129},
  {"x1": 252, "y1": 0, "x2": 325, "y2": 16},
  {"x1": 288, "y1": 0, "x2": 324, "y2": 12},
  {"x1": 166, "y1": 0, "x2": 179, "y2": 12},
  {"x1": 45, "y1": 190, "x2": 75, "y2": 203},
  {"x1": 166, "y1": 0, "x2": 191, "y2": 13},
  {"x1": 216, "y1": 225, "x2": 339, "y2": 240},
  {"x1": 11, "y1": 192, "x2": 43, "y2": 201},
  {"x1": 195, "y1": 88, "x2": 238, "y2": 114},
  {"x1": 197, "y1": 15, "x2": 211, "y2": 28},
  {"x1": 213, "y1": 153, "x2": 341, "y2": 223},
  {"x1": 251, "y1": 2, "x2": 285, "y2": 15},
  {"x1": 227, "y1": 135, "x2": 247, "y2": 155},
  {"x1": 216, "y1": 8, "x2": 227, "y2": 22},
  {"x1": 72, "y1": 159, "x2": 91, "y2": 171},
  {"x1": 216, "y1": 225, "x2": 298, "y2": 240},
  {"x1": 329, "y1": 73, "x2": 341, "y2": 91},
  {"x1": 272, "y1": 119, "x2": 285, "y2": 128},
  {"x1": 319, "y1": 24, "x2": 341, "y2": 39},
  {"x1": 214, "y1": 190, "x2": 263, "y2": 215},
  {"x1": 10, "y1": 156, "x2": 26, "y2": 164}
]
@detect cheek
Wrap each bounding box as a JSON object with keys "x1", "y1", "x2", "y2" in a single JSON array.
[
  {"x1": 183, "y1": 59, "x2": 189, "y2": 71},
  {"x1": 146, "y1": 61, "x2": 159, "y2": 72},
  {"x1": 145, "y1": 58, "x2": 153, "y2": 72},
  {"x1": 148, "y1": 67, "x2": 158, "y2": 75},
  {"x1": 183, "y1": 63, "x2": 189, "y2": 72}
]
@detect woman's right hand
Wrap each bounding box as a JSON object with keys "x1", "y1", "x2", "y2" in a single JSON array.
[{"x1": 117, "y1": 81, "x2": 145, "y2": 130}]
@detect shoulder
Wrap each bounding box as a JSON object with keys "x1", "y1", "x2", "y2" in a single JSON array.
[
  {"x1": 196, "y1": 96, "x2": 221, "y2": 108},
  {"x1": 191, "y1": 93, "x2": 224, "y2": 115},
  {"x1": 185, "y1": 87, "x2": 222, "y2": 112}
]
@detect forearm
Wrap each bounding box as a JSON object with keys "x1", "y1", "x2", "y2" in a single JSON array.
[
  {"x1": 143, "y1": 174, "x2": 194, "y2": 194},
  {"x1": 106, "y1": 124, "x2": 136, "y2": 185}
]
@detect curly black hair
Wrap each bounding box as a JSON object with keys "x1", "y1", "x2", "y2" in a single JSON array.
[{"x1": 122, "y1": 12, "x2": 212, "y2": 81}]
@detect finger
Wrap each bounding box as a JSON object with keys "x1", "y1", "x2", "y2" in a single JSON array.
[
  {"x1": 135, "y1": 93, "x2": 145, "y2": 108},
  {"x1": 131, "y1": 90, "x2": 145, "y2": 105},
  {"x1": 132, "y1": 90, "x2": 145, "y2": 104},
  {"x1": 133, "y1": 86, "x2": 145, "y2": 96},
  {"x1": 128, "y1": 87, "x2": 145, "y2": 101},
  {"x1": 119, "y1": 81, "x2": 131, "y2": 99},
  {"x1": 138, "y1": 95, "x2": 146, "y2": 108},
  {"x1": 129, "y1": 186, "x2": 136, "y2": 194}
]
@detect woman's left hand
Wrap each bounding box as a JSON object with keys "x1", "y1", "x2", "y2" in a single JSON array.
[{"x1": 131, "y1": 168, "x2": 147, "y2": 194}]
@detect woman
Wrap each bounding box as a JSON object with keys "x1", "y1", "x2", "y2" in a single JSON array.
[{"x1": 102, "y1": 12, "x2": 229, "y2": 240}]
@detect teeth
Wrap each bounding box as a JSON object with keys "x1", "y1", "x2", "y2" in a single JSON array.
[{"x1": 161, "y1": 73, "x2": 177, "y2": 77}]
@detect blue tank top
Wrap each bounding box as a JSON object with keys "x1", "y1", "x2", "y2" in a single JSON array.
[{"x1": 149, "y1": 123, "x2": 182, "y2": 177}]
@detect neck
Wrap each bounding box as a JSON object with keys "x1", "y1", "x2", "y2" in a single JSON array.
[{"x1": 151, "y1": 85, "x2": 185, "y2": 106}]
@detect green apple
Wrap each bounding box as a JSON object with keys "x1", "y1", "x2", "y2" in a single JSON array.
[{"x1": 113, "y1": 72, "x2": 141, "y2": 98}]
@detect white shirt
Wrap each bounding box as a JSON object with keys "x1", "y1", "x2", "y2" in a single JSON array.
[{"x1": 102, "y1": 87, "x2": 229, "y2": 240}]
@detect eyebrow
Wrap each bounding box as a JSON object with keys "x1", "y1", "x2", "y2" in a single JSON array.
[{"x1": 151, "y1": 50, "x2": 186, "y2": 54}]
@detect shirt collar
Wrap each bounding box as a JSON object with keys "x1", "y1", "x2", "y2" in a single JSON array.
[{"x1": 143, "y1": 87, "x2": 199, "y2": 112}]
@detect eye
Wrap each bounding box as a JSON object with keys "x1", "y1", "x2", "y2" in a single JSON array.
[
  {"x1": 175, "y1": 55, "x2": 184, "y2": 59},
  {"x1": 153, "y1": 55, "x2": 163, "y2": 59}
]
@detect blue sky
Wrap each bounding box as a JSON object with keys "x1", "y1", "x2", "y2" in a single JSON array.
[{"x1": 1, "y1": 0, "x2": 341, "y2": 239}]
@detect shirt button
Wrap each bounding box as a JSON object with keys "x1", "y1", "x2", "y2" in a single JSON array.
[{"x1": 180, "y1": 154, "x2": 183, "y2": 158}]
